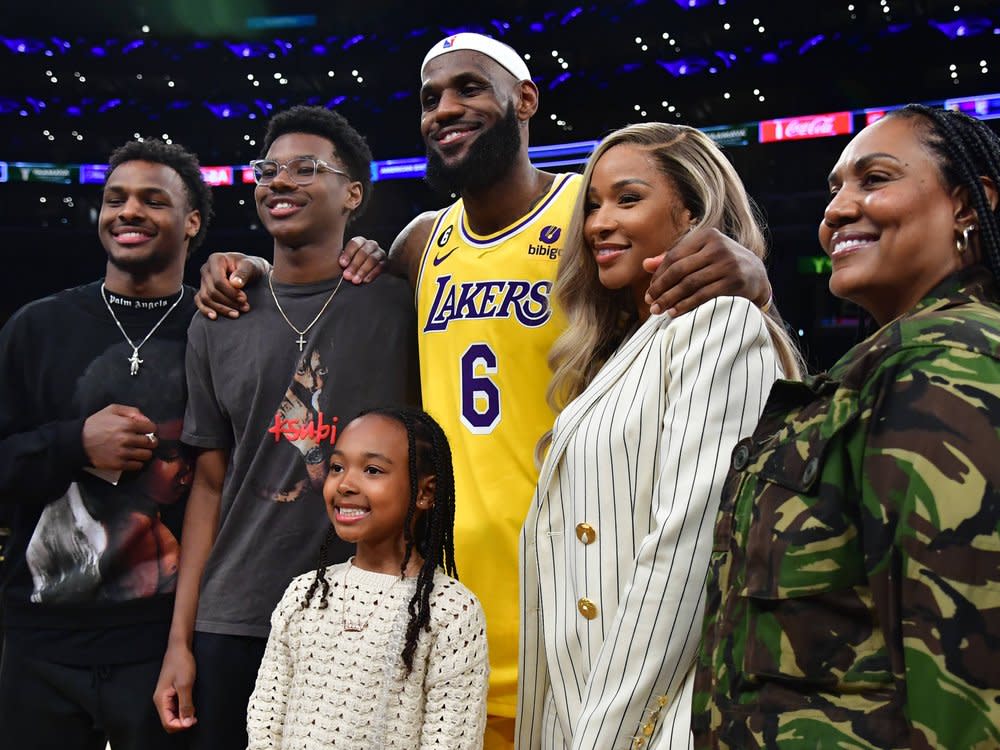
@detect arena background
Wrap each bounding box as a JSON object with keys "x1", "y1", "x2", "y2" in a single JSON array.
[{"x1": 1, "y1": 0, "x2": 998, "y2": 370}]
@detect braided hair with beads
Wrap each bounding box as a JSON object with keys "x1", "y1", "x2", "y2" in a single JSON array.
[
  {"x1": 299, "y1": 406, "x2": 458, "y2": 676},
  {"x1": 888, "y1": 104, "x2": 1000, "y2": 276}
]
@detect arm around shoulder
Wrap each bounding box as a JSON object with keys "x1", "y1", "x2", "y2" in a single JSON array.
[{"x1": 194, "y1": 251, "x2": 271, "y2": 320}]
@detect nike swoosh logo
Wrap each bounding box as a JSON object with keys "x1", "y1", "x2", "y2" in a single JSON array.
[{"x1": 433, "y1": 246, "x2": 458, "y2": 266}]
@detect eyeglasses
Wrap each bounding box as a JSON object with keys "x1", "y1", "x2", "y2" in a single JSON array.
[{"x1": 249, "y1": 158, "x2": 351, "y2": 186}]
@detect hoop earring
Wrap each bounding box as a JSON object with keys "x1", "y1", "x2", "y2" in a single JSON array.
[{"x1": 956, "y1": 224, "x2": 977, "y2": 254}]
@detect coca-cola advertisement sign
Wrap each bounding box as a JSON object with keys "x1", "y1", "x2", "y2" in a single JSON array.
[{"x1": 758, "y1": 111, "x2": 854, "y2": 143}]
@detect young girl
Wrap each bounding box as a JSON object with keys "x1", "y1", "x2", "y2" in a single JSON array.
[{"x1": 246, "y1": 407, "x2": 489, "y2": 749}]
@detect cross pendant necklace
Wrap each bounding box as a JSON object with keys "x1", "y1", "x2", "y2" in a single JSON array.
[{"x1": 268, "y1": 271, "x2": 345, "y2": 351}]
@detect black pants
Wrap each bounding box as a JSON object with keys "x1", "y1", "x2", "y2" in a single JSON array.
[
  {"x1": 188, "y1": 631, "x2": 267, "y2": 750},
  {"x1": 0, "y1": 636, "x2": 187, "y2": 750}
]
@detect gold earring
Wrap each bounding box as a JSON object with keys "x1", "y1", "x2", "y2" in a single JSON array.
[{"x1": 956, "y1": 224, "x2": 977, "y2": 254}]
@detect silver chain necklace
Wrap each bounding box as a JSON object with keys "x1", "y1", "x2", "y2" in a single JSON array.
[
  {"x1": 268, "y1": 271, "x2": 345, "y2": 351},
  {"x1": 100, "y1": 283, "x2": 185, "y2": 376}
]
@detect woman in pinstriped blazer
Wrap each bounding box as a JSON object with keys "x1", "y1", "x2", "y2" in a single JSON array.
[{"x1": 516, "y1": 123, "x2": 803, "y2": 750}]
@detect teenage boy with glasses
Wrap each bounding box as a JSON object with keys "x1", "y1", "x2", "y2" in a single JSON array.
[{"x1": 153, "y1": 106, "x2": 418, "y2": 750}]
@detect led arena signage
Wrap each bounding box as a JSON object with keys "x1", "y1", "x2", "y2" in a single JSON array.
[
  {"x1": 199, "y1": 166, "x2": 234, "y2": 186},
  {"x1": 758, "y1": 111, "x2": 854, "y2": 143}
]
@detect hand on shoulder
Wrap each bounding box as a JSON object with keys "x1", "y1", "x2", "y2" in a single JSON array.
[{"x1": 195, "y1": 252, "x2": 270, "y2": 320}]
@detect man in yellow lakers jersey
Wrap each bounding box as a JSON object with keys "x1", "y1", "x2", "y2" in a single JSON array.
[
  {"x1": 194, "y1": 33, "x2": 775, "y2": 749},
  {"x1": 388, "y1": 38, "x2": 580, "y2": 742}
]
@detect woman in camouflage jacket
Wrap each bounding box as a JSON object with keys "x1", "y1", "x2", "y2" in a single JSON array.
[{"x1": 693, "y1": 104, "x2": 1000, "y2": 749}]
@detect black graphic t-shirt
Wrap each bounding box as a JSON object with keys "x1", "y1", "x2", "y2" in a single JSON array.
[
  {"x1": 0, "y1": 280, "x2": 195, "y2": 663},
  {"x1": 183, "y1": 272, "x2": 419, "y2": 638}
]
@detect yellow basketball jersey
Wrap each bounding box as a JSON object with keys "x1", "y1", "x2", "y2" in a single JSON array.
[{"x1": 416, "y1": 172, "x2": 580, "y2": 717}]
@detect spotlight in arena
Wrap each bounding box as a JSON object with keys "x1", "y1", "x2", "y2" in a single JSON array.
[{"x1": 930, "y1": 17, "x2": 991, "y2": 39}]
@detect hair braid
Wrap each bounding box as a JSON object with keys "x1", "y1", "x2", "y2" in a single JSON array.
[
  {"x1": 890, "y1": 104, "x2": 1000, "y2": 280},
  {"x1": 399, "y1": 410, "x2": 458, "y2": 674},
  {"x1": 301, "y1": 525, "x2": 337, "y2": 610},
  {"x1": 398, "y1": 410, "x2": 420, "y2": 581},
  {"x1": 932, "y1": 113, "x2": 1000, "y2": 272}
]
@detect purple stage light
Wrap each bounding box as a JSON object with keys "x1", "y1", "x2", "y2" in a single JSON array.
[
  {"x1": 90, "y1": 45, "x2": 106, "y2": 56},
  {"x1": 204, "y1": 102, "x2": 249, "y2": 118},
  {"x1": 342, "y1": 34, "x2": 365, "y2": 49},
  {"x1": 714, "y1": 51, "x2": 735, "y2": 68},
  {"x1": 798, "y1": 34, "x2": 825, "y2": 54},
  {"x1": 549, "y1": 72, "x2": 572, "y2": 89},
  {"x1": 122, "y1": 40, "x2": 145, "y2": 53},
  {"x1": 930, "y1": 17, "x2": 991, "y2": 39},
  {"x1": 206, "y1": 103, "x2": 232, "y2": 118},
  {"x1": 762, "y1": 52, "x2": 779, "y2": 64},
  {"x1": 225, "y1": 42, "x2": 257, "y2": 58},
  {"x1": 529, "y1": 22, "x2": 544, "y2": 33},
  {"x1": 560, "y1": 7, "x2": 583, "y2": 24},
  {"x1": 657, "y1": 57, "x2": 708, "y2": 77},
  {"x1": 4, "y1": 38, "x2": 39, "y2": 54},
  {"x1": 98, "y1": 98, "x2": 122, "y2": 112}
]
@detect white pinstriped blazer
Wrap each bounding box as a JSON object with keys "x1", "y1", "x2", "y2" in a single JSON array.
[{"x1": 517, "y1": 297, "x2": 781, "y2": 750}]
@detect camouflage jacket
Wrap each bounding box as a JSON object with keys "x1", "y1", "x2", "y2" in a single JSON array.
[{"x1": 692, "y1": 267, "x2": 1000, "y2": 749}]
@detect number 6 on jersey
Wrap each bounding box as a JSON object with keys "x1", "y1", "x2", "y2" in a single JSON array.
[{"x1": 460, "y1": 343, "x2": 500, "y2": 434}]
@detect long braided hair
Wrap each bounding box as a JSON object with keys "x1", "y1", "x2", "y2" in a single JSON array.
[
  {"x1": 888, "y1": 104, "x2": 1000, "y2": 277},
  {"x1": 300, "y1": 406, "x2": 457, "y2": 676}
]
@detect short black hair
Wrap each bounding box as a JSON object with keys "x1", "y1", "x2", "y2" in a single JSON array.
[
  {"x1": 260, "y1": 105, "x2": 373, "y2": 221},
  {"x1": 107, "y1": 139, "x2": 214, "y2": 253}
]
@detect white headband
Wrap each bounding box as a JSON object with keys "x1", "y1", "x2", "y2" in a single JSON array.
[{"x1": 421, "y1": 32, "x2": 532, "y2": 82}]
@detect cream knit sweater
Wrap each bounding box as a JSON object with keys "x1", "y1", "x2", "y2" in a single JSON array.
[{"x1": 246, "y1": 562, "x2": 489, "y2": 749}]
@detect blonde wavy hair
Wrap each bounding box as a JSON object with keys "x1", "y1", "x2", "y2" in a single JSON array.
[{"x1": 542, "y1": 122, "x2": 803, "y2": 455}]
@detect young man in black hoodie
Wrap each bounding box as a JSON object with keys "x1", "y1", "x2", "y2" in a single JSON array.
[{"x1": 0, "y1": 139, "x2": 212, "y2": 749}]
